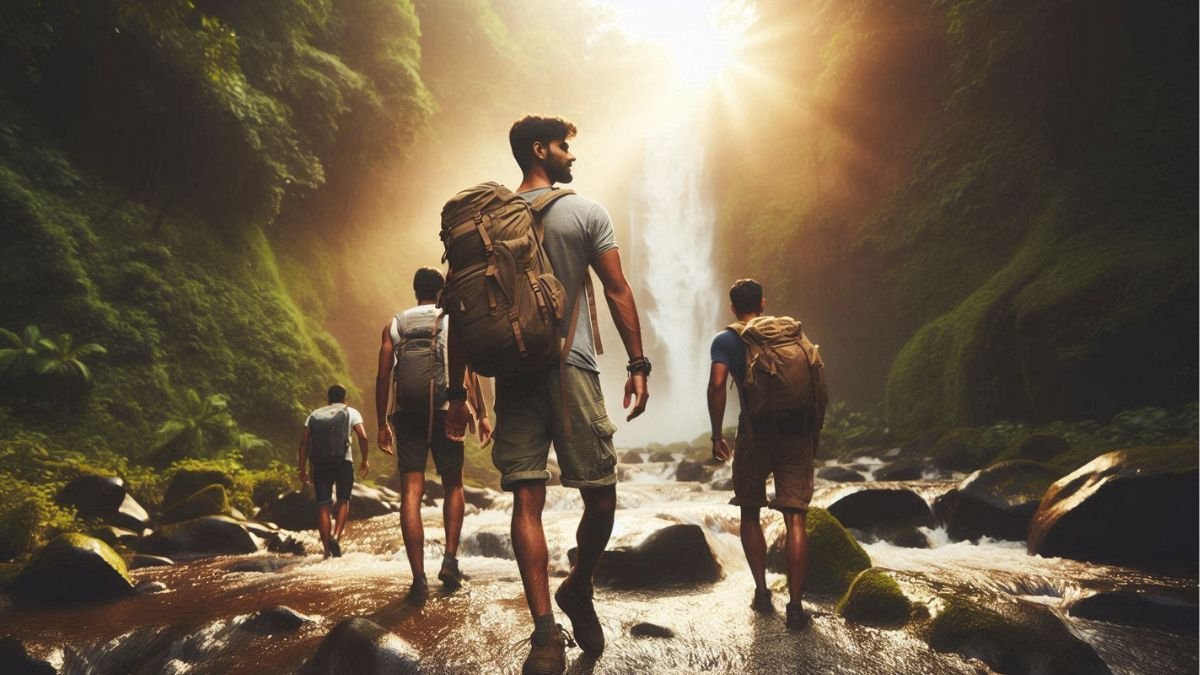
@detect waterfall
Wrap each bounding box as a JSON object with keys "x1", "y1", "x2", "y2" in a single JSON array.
[{"x1": 628, "y1": 113, "x2": 720, "y2": 445}]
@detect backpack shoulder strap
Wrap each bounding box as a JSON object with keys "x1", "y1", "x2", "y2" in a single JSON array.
[
  {"x1": 528, "y1": 187, "x2": 575, "y2": 213},
  {"x1": 390, "y1": 313, "x2": 404, "y2": 344}
]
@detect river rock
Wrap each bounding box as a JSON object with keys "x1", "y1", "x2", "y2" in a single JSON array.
[
  {"x1": 376, "y1": 485, "x2": 400, "y2": 501},
  {"x1": 350, "y1": 484, "x2": 392, "y2": 520},
  {"x1": 55, "y1": 475, "x2": 151, "y2": 532},
  {"x1": 711, "y1": 478, "x2": 733, "y2": 491},
  {"x1": 161, "y1": 484, "x2": 231, "y2": 525},
  {"x1": 591, "y1": 524, "x2": 721, "y2": 589},
  {"x1": 630, "y1": 622, "x2": 675, "y2": 638},
  {"x1": 241, "y1": 606, "x2": 315, "y2": 635},
  {"x1": 111, "y1": 494, "x2": 152, "y2": 532},
  {"x1": 620, "y1": 450, "x2": 644, "y2": 464},
  {"x1": 926, "y1": 598, "x2": 1110, "y2": 674},
  {"x1": 1027, "y1": 445, "x2": 1198, "y2": 572},
  {"x1": 163, "y1": 469, "x2": 233, "y2": 509},
  {"x1": 462, "y1": 486, "x2": 497, "y2": 510},
  {"x1": 1067, "y1": 591, "x2": 1198, "y2": 632},
  {"x1": 649, "y1": 451, "x2": 674, "y2": 463},
  {"x1": 226, "y1": 556, "x2": 298, "y2": 573},
  {"x1": 874, "y1": 458, "x2": 925, "y2": 481},
  {"x1": 422, "y1": 478, "x2": 445, "y2": 500},
  {"x1": 768, "y1": 508, "x2": 871, "y2": 597},
  {"x1": 929, "y1": 428, "x2": 1001, "y2": 472},
  {"x1": 817, "y1": 466, "x2": 865, "y2": 483},
  {"x1": 675, "y1": 459, "x2": 714, "y2": 483},
  {"x1": 135, "y1": 580, "x2": 167, "y2": 594},
  {"x1": 135, "y1": 515, "x2": 259, "y2": 558},
  {"x1": 8, "y1": 533, "x2": 135, "y2": 604},
  {"x1": 129, "y1": 554, "x2": 174, "y2": 569},
  {"x1": 462, "y1": 531, "x2": 512, "y2": 559},
  {"x1": 89, "y1": 525, "x2": 140, "y2": 548},
  {"x1": 0, "y1": 637, "x2": 55, "y2": 675},
  {"x1": 303, "y1": 617, "x2": 420, "y2": 674},
  {"x1": 836, "y1": 569, "x2": 911, "y2": 627},
  {"x1": 265, "y1": 490, "x2": 317, "y2": 531},
  {"x1": 934, "y1": 460, "x2": 1062, "y2": 542},
  {"x1": 827, "y1": 488, "x2": 935, "y2": 533},
  {"x1": 1011, "y1": 433, "x2": 1070, "y2": 462}
]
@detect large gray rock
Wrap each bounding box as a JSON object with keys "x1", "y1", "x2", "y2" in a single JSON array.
[
  {"x1": 7, "y1": 534, "x2": 135, "y2": 604},
  {"x1": 589, "y1": 524, "x2": 721, "y2": 589},
  {"x1": 817, "y1": 466, "x2": 865, "y2": 483},
  {"x1": 265, "y1": 490, "x2": 317, "y2": 531},
  {"x1": 934, "y1": 460, "x2": 1062, "y2": 541},
  {"x1": 135, "y1": 516, "x2": 259, "y2": 558},
  {"x1": 648, "y1": 451, "x2": 674, "y2": 463},
  {"x1": 873, "y1": 457, "x2": 925, "y2": 481},
  {"x1": 827, "y1": 488, "x2": 934, "y2": 533},
  {"x1": 675, "y1": 459, "x2": 715, "y2": 483},
  {"x1": 55, "y1": 475, "x2": 150, "y2": 532},
  {"x1": 620, "y1": 450, "x2": 644, "y2": 464},
  {"x1": 303, "y1": 617, "x2": 420, "y2": 674},
  {"x1": 241, "y1": 606, "x2": 315, "y2": 635},
  {"x1": 349, "y1": 484, "x2": 392, "y2": 520},
  {"x1": 1028, "y1": 445, "x2": 1198, "y2": 572},
  {"x1": 462, "y1": 531, "x2": 513, "y2": 559},
  {"x1": 462, "y1": 486, "x2": 497, "y2": 510}
]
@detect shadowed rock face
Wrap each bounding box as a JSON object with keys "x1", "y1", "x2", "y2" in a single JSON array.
[
  {"x1": 828, "y1": 488, "x2": 935, "y2": 532},
  {"x1": 8, "y1": 534, "x2": 135, "y2": 604},
  {"x1": 0, "y1": 637, "x2": 55, "y2": 675},
  {"x1": 1067, "y1": 591, "x2": 1199, "y2": 633},
  {"x1": 934, "y1": 460, "x2": 1063, "y2": 541},
  {"x1": 241, "y1": 606, "x2": 314, "y2": 635},
  {"x1": 303, "y1": 617, "x2": 420, "y2": 674},
  {"x1": 55, "y1": 475, "x2": 150, "y2": 532},
  {"x1": 1027, "y1": 446, "x2": 1198, "y2": 573},
  {"x1": 817, "y1": 466, "x2": 865, "y2": 483},
  {"x1": 591, "y1": 524, "x2": 721, "y2": 589},
  {"x1": 135, "y1": 516, "x2": 259, "y2": 558}
]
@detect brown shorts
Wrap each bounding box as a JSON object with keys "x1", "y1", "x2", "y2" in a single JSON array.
[{"x1": 730, "y1": 415, "x2": 817, "y2": 512}]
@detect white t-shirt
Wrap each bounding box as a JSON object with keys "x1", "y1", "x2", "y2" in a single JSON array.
[{"x1": 305, "y1": 404, "x2": 364, "y2": 462}]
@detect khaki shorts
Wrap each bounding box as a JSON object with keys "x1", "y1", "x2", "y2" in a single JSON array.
[
  {"x1": 391, "y1": 410, "x2": 464, "y2": 475},
  {"x1": 730, "y1": 414, "x2": 817, "y2": 512},
  {"x1": 491, "y1": 365, "x2": 619, "y2": 491}
]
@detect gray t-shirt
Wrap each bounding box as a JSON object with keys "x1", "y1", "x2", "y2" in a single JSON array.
[{"x1": 519, "y1": 187, "x2": 617, "y2": 373}]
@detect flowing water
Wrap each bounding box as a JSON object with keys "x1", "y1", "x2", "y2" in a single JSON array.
[{"x1": 1, "y1": 456, "x2": 1195, "y2": 674}]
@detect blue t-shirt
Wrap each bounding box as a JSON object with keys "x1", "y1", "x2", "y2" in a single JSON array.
[{"x1": 710, "y1": 328, "x2": 746, "y2": 383}]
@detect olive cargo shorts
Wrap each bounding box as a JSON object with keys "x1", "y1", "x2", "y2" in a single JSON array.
[
  {"x1": 492, "y1": 365, "x2": 619, "y2": 491},
  {"x1": 730, "y1": 413, "x2": 817, "y2": 512}
]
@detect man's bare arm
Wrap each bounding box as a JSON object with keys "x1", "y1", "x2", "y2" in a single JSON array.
[
  {"x1": 592, "y1": 248, "x2": 649, "y2": 420},
  {"x1": 297, "y1": 426, "x2": 310, "y2": 484},
  {"x1": 445, "y1": 323, "x2": 472, "y2": 441},
  {"x1": 707, "y1": 362, "x2": 732, "y2": 461},
  {"x1": 375, "y1": 324, "x2": 396, "y2": 450}
]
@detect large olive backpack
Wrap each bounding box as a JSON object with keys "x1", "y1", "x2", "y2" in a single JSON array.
[
  {"x1": 730, "y1": 316, "x2": 828, "y2": 426},
  {"x1": 439, "y1": 182, "x2": 581, "y2": 378}
]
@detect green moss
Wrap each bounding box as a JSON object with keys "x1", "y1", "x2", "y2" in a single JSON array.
[
  {"x1": 161, "y1": 484, "x2": 231, "y2": 525},
  {"x1": 807, "y1": 507, "x2": 872, "y2": 597},
  {"x1": 837, "y1": 568, "x2": 911, "y2": 626},
  {"x1": 31, "y1": 533, "x2": 131, "y2": 584},
  {"x1": 928, "y1": 428, "x2": 1000, "y2": 471}
]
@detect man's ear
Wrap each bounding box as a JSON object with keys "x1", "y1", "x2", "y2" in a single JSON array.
[
  {"x1": 532, "y1": 140, "x2": 547, "y2": 161},
  {"x1": 760, "y1": 298, "x2": 767, "y2": 312}
]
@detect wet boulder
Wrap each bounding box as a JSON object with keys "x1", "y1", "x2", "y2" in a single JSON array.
[
  {"x1": 768, "y1": 508, "x2": 871, "y2": 597},
  {"x1": 163, "y1": 469, "x2": 233, "y2": 509},
  {"x1": 303, "y1": 617, "x2": 420, "y2": 674},
  {"x1": 129, "y1": 554, "x2": 174, "y2": 569},
  {"x1": 241, "y1": 606, "x2": 315, "y2": 635},
  {"x1": 1027, "y1": 445, "x2": 1198, "y2": 572},
  {"x1": 836, "y1": 569, "x2": 911, "y2": 627},
  {"x1": 135, "y1": 515, "x2": 259, "y2": 558},
  {"x1": 934, "y1": 460, "x2": 1062, "y2": 542},
  {"x1": 55, "y1": 475, "x2": 150, "y2": 532},
  {"x1": 135, "y1": 580, "x2": 167, "y2": 594},
  {"x1": 648, "y1": 451, "x2": 674, "y2": 463},
  {"x1": 827, "y1": 488, "x2": 935, "y2": 534},
  {"x1": 711, "y1": 478, "x2": 734, "y2": 491},
  {"x1": 630, "y1": 622, "x2": 675, "y2": 639},
  {"x1": 349, "y1": 484, "x2": 393, "y2": 520},
  {"x1": 462, "y1": 486, "x2": 497, "y2": 510},
  {"x1": 817, "y1": 466, "x2": 865, "y2": 483},
  {"x1": 929, "y1": 428, "x2": 1001, "y2": 472},
  {"x1": 0, "y1": 637, "x2": 55, "y2": 675},
  {"x1": 264, "y1": 490, "x2": 317, "y2": 531},
  {"x1": 592, "y1": 524, "x2": 721, "y2": 589},
  {"x1": 89, "y1": 525, "x2": 140, "y2": 548},
  {"x1": 1009, "y1": 433, "x2": 1070, "y2": 462},
  {"x1": 463, "y1": 531, "x2": 513, "y2": 559},
  {"x1": 674, "y1": 459, "x2": 714, "y2": 483},
  {"x1": 226, "y1": 556, "x2": 298, "y2": 573},
  {"x1": 7, "y1": 533, "x2": 135, "y2": 604},
  {"x1": 1067, "y1": 591, "x2": 1198, "y2": 633},
  {"x1": 926, "y1": 598, "x2": 1110, "y2": 674},
  {"x1": 161, "y1": 484, "x2": 231, "y2": 525},
  {"x1": 873, "y1": 458, "x2": 925, "y2": 482},
  {"x1": 620, "y1": 450, "x2": 644, "y2": 464},
  {"x1": 422, "y1": 478, "x2": 445, "y2": 500}
]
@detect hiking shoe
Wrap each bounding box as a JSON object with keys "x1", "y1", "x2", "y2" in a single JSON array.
[
  {"x1": 438, "y1": 556, "x2": 463, "y2": 591},
  {"x1": 407, "y1": 575, "x2": 429, "y2": 605},
  {"x1": 555, "y1": 581, "x2": 604, "y2": 655},
  {"x1": 751, "y1": 587, "x2": 774, "y2": 613},
  {"x1": 520, "y1": 624, "x2": 574, "y2": 675},
  {"x1": 328, "y1": 537, "x2": 342, "y2": 558},
  {"x1": 785, "y1": 602, "x2": 811, "y2": 630}
]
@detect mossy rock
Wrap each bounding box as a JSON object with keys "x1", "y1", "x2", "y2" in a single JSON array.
[
  {"x1": 163, "y1": 469, "x2": 235, "y2": 509},
  {"x1": 769, "y1": 508, "x2": 871, "y2": 597},
  {"x1": 7, "y1": 534, "x2": 135, "y2": 604},
  {"x1": 874, "y1": 457, "x2": 925, "y2": 481},
  {"x1": 926, "y1": 598, "x2": 1110, "y2": 674},
  {"x1": 161, "y1": 484, "x2": 232, "y2": 525},
  {"x1": 1005, "y1": 432, "x2": 1070, "y2": 462},
  {"x1": 928, "y1": 428, "x2": 1001, "y2": 472},
  {"x1": 836, "y1": 569, "x2": 911, "y2": 627}
]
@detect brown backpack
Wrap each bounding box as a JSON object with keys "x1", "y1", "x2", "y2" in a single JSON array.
[
  {"x1": 439, "y1": 182, "x2": 586, "y2": 378},
  {"x1": 730, "y1": 316, "x2": 828, "y2": 427}
]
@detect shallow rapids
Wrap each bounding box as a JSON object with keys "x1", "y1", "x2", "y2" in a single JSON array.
[{"x1": 1, "y1": 453, "x2": 1195, "y2": 674}]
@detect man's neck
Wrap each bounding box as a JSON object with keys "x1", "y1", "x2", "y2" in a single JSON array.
[
  {"x1": 517, "y1": 169, "x2": 553, "y2": 193},
  {"x1": 735, "y1": 311, "x2": 762, "y2": 323},
  {"x1": 417, "y1": 299, "x2": 436, "y2": 306}
]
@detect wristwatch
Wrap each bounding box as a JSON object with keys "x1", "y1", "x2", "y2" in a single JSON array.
[
  {"x1": 447, "y1": 386, "x2": 468, "y2": 402},
  {"x1": 627, "y1": 356, "x2": 652, "y2": 378}
]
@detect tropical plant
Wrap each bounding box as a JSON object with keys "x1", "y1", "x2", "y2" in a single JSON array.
[
  {"x1": 0, "y1": 325, "x2": 44, "y2": 377},
  {"x1": 33, "y1": 332, "x2": 107, "y2": 383},
  {"x1": 153, "y1": 389, "x2": 238, "y2": 460}
]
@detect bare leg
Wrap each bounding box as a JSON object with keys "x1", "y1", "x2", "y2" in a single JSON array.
[
  {"x1": 784, "y1": 510, "x2": 808, "y2": 605},
  {"x1": 565, "y1": 485, "x2": 616, "y2": 593},
  {"x1": 316, "y1": 503, "x2": 332, "y2": 556},
  {"x1": 333, "y1": 500, "x2": 350, "y2": 540},
  {"x1": 399, "y1": 471, "x2": 426, "y2": 577},
  {"x1": 441, "y1": 468, "x2": 465, "y2": 558},
  {"x1": 740, "y1": 506, "x2": 768, "y2": 591},
  {"x1": 511, "y1": 480, "x2": 552, "y2": 618}
]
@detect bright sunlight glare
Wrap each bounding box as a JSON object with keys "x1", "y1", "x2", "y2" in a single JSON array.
[{"x1": 588, "y1": 0, "x2": 759, "y2": 89}]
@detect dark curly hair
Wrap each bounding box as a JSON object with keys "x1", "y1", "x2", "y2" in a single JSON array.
[
  {"x1": 729, "y1": 278, "x2": 764, "y2": 314},
  {"x1": 509, "y1": 115, "x2": 577, "y2": 173},
  {"x1": 413, "y1": 267, "x2": 445, "y2": 301}
]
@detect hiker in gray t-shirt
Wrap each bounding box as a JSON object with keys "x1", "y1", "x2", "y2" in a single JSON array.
[{"x1": 446, "y1": 115, "x2": 650, "y2": 673}]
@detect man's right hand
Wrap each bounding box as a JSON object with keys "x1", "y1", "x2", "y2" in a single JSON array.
[
  {"x1": 445, "y1": 400, "x2": 472, "y2": 442},
  {"x1": 712, "y1": 438, "x2": 732, "y2": 462},
  {"x1": 377, "y1": 425, "x2": 393, "y2": 452},
  {"x1": 298, "y1": 468, "x2": 310, "y2": 486},
  {"x1": 623, "y1": 373, "x2": 649, "y2": 421}
]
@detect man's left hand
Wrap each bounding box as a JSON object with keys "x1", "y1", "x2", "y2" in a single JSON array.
[
  {"x1": 623, "y1": 373, "x2": 649, "y2": 421},
  {"x1": 446, "y1": 400, "x2": 471, "y2": 441},
  {"x1": 477, "y1": 416, "x2": 494, "y2": 445},
  {"x1": 358, "y1": 460, "x2": 370, "y2": 479}
]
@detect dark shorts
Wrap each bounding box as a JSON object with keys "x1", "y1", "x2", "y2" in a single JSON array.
[
  {"x1": 391, "y1": 410, "x2": 464, "y2": 475},
  {"x1": 312, "y1": 460, "x2": 354, "y2": 505},
  {"x1": 491, "y1": 365, "x2": 618, "y2": 491},
  {"x1": 730, "y1": 414, "x2": 817, "y2": 512}
]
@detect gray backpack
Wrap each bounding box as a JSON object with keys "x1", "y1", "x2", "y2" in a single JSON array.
[
  {"x1": 392, "y1": 306, "x2": 447, "y2": 412},
  {"x1": 307, "y1": 404, "x2": 351, "y2": 467}
]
